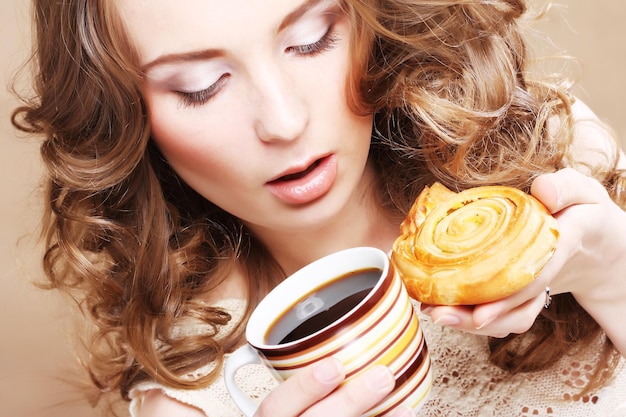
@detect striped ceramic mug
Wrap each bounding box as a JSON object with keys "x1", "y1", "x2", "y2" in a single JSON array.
[{"x1": 224, "y1": 247, "x2": 433, "y2": 416}]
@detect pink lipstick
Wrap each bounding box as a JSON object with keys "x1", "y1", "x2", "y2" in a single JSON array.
[{"x1": 266, "y1": 155, "x2": 337, "y2": 205}]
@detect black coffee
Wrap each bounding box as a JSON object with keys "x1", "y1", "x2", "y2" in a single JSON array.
[{"x1": 265, "y1": 267, "x2": 381, "y2": 345}]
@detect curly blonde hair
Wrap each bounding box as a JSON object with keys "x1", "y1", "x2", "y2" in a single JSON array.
[{"x1": 12, "y1": 0, "x2": 624, "y2": 405}]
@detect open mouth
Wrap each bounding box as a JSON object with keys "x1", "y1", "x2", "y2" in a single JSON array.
[
  {"x1": 274, "y1": 158, "x2": 323, "y2": 183},
  {"x1": 265, "y1": 155, "x2": 337, "y2": 204}
]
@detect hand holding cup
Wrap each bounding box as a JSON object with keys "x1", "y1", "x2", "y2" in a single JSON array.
[{"x1": 224, "y1": 247, "x2": 433, "y2": 417}]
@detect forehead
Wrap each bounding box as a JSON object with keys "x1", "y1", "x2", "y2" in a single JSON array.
[{"x1": 114, "y1": 0, "x2": 335, "y2": 66}]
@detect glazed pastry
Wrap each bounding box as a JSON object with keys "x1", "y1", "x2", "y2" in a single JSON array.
[{"x1": 391, "y1": 183, "x2": 559, "y2": 305}]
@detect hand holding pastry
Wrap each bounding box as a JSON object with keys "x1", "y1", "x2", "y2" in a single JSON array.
[
  {"x1": 464, "y1": 169, "x2": 626, "y2": 349},
  {"x1": 527, "y1": 169, "x2": 626, "y2": 355},
  {"x1": 397, "y1": 169, "x2": 626, "y2": 355},
  {"x1": 391, "y1": 182, "x2": 559, "y2": 306}
]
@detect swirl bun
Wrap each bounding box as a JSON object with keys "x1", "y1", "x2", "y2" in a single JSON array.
[{"x1": 391, "y1": 183, "x2": 559, "y2": 305}]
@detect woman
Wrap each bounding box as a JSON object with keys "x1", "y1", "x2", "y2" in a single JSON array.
[{"x1": 12, "y1": 0, "x2": 626, "y2": 416}]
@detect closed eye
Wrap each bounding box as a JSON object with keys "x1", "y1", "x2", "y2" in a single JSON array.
[
  {"x1": 286, "y1": 25, "x2": 340, "y2": 57},
  {"x1": 176, "y1": 73, "x2": 231, "y2": 108}
]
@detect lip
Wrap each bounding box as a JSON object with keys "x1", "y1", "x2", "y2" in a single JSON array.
[{"x1": 265, "y1": 154, "x2": 337, "y2": 205}]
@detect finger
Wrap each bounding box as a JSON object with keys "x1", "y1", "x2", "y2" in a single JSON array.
[
  {"x1": 255, "y1": 357, "x2": 345, "y2": 417},
  {"x1": 302, "y1": 365, "x2": 395, "y2": 417},
  {"x1": 471, "y1": 293, "x2": 547, "y2": 338},
  {"x1": 531, "y1": 169, "x2": 608, "y2": 213},
  {"x1": 469, "y1": 273, "x2": 552, "y2": 329},
  {"x1": 426, "y1": 305, "x2": 472, "y2": 328},
  {"x1": 427, "y1": 291, "x2": 546, "y2": 338}
]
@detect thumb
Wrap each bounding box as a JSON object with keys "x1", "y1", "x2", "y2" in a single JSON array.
[
  {"x1": 530, "y1": 168, "x2": 607, "y2": 214},
  {"x1": 530, "y1": 173, "x2": 562, "y2": 214}
]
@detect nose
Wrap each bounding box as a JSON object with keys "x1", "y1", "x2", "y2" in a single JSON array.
[{"x1": 251, "y1": 64, "x2": 309, "y2": 143}]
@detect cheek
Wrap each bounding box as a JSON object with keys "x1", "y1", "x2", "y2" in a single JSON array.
[
  {"x1": 152, "y1": 124, "x2": 208, "y2": 178},
  {"x1": 151, "y1": 115, "x2": 201, "y2": 159},
  {"x1": 146, "y1": 92, "x2": 221, "y2": 163},
  {"x1": 145, "y1": 94, "x2": 257, "y2": 204},
  {"x1": 147, "y1": 103, "x2": 226, "y2": 183}
]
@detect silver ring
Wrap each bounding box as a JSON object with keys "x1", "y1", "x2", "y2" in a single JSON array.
[{"x1": 544, "y1": 287, "x2": 552, "y2": 309}]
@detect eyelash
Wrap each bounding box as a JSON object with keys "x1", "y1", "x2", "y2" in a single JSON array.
[
  {"x1": 176, "y1": 25, "x2": 340, "y2": 107},
  {"x1": 177, "y1": 74, "x2": 230, "y2": 108},
  {"x1": 287, "y1": 25, "x2": 340, "y2": 56}
]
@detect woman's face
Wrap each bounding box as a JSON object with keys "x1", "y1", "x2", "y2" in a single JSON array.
[{"x1": 116, "y1": 0, "x2": 374, "y2": 235}]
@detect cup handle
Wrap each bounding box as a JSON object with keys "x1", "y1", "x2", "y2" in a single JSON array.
[{"x1": 224, "y1": 344, "x2": 263, "y2": 417}]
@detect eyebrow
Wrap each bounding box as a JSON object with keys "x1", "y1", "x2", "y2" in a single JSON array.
[
  {"x1": 142, "y1": 0, "x2": 329, "y2": 73},
  {"x1": 142, "y1": 50, "x2": 223, "y2": 73}
]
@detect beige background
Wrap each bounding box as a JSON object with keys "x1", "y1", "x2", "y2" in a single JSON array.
[{"x1": 1, "y1": 1, "x2": 625, "y2": 416}]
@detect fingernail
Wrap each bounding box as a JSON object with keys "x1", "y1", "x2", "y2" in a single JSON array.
[
  {"x1": 388, "y1": 405, "x2": 416, "y2": 417},
  {"x1": 476, "y1": 315, "x2": 497, "y2": 330},
  {"x1": 365, "y1": 365, "x2": 395, "y2": 393},
  {"x1": 548, "y1": 177, "x2": 563, "y2": 207},
  {"x1": 433, "y1": 314, "x2": 461, "y2": 326},
  {"x1": 313, "y1": 358, "x2": 343, "y2": 383},
  {"x1": 420, "y1": 305, "x2": 434, "y2": 315}
]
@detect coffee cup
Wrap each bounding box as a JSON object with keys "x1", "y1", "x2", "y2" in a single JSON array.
[{"x1": 224, "y1": 246, "x2": 432, "y2": 416}]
